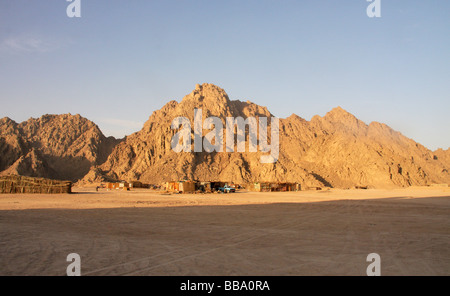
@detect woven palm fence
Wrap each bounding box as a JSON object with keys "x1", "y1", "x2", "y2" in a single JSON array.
[{"x1": 0, "y1": 175, "x2": 72, "y2": 194}]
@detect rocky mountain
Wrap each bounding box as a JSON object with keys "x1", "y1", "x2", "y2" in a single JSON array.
[
  {"x1": 81, "y1": 83, "x2": 449, "y2": 188},
  {"x1": 0, "y1": 114, "x2": 120, "y2": 181},
  {"x1": 434, "y1": 148, "x2": 450, "y2": 170},
  {"x1": 282, "y1": 108, "x2": 448, "y2": 188}
]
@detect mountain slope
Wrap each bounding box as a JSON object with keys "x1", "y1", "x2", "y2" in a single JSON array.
[
  {"x1": 0, "y1": 114, "x2": 120, "y2": 181},
  {"x1": 83, "y1": 83, "x2": 449, "y2": 188}
]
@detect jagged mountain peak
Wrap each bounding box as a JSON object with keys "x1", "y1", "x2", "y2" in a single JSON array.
[
  {"x1": 0, "y1": 117, "x2": 17, "y2": 124},
  {"x1": 323, "y1": 106, "x2": 360, "y2": 123},
  {"x1": 181, "y1": 83, "x2": 230, "y2": 105}
]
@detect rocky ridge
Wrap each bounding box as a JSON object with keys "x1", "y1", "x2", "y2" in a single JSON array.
[
  {"x1": 80, "y1": 83, "x2": 449, "y2": 188},
  {"x1": 0, "y1": 114, "x2": 120, "y2": 181},
  {"x1": 1, "y1": 83, "x2": 448, "y2": 188}
]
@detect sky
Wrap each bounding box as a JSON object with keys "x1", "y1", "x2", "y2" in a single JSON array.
[{"x1": 0, "y1": 0, "x2": 449, "y2": 150}]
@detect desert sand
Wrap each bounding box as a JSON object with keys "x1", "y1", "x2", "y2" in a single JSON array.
[{"x1": 0, "y1": 187, "x2": 449, "y2": 276}]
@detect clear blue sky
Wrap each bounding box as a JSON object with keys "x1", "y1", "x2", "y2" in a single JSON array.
[{"x1": 0, "y1": 0, "x2": 449, "y2": 150}]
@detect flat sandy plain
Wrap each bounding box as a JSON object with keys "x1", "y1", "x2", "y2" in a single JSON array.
[{"x1": 0, "y1": 187, "x2": 449, "y2": 276}]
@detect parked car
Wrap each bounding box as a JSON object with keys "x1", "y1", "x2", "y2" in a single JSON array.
[{"x1": 218, "y1": 185, "x2": 236, "y2": 193}]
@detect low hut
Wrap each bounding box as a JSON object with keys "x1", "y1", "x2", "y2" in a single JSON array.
[
  {"x1": 165, "y1": 181, "x2": 196, "y2": 193},
  {"x1": 129, "y1": 181, "x2": 143, "y2": 188},
  {"x1": 247, "y1": 182, "x2": 301, "y2": 192},
  {"x1": 106, "y1": 181, "x2": 130, "y2": 190}
]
